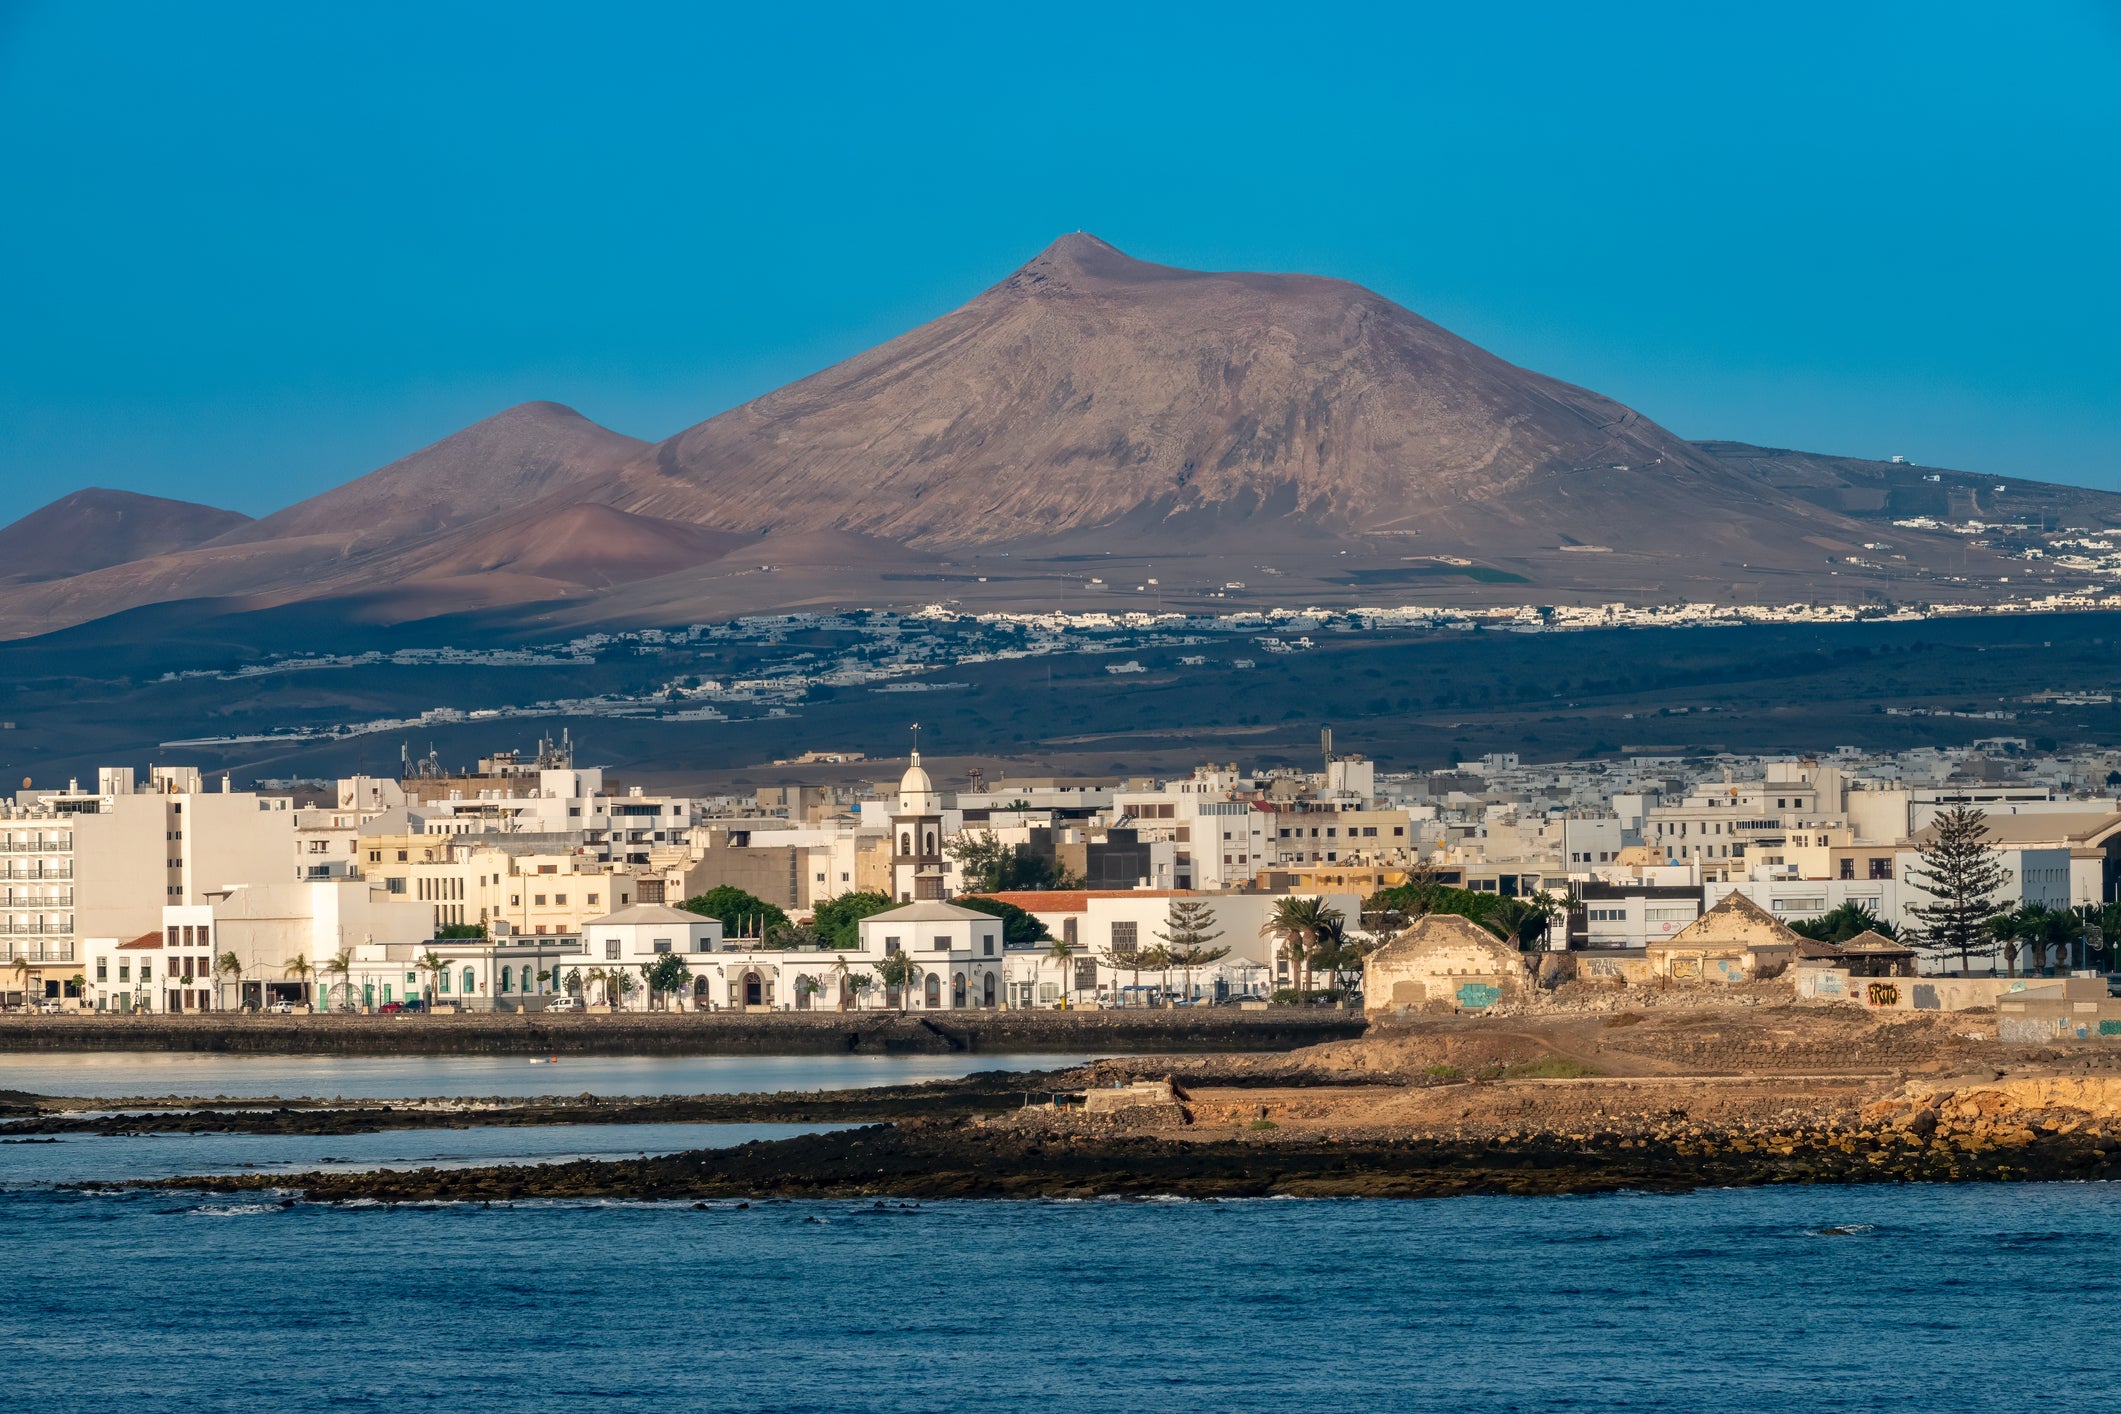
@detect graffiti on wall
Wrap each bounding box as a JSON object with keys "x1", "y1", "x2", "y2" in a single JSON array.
[
  {"x1": 1866, "y1": 982, "x2": 1902, "y2": 1008},
  {"x1": 1456, "y1": 982, "x2": 1501, "y2": 1009}
]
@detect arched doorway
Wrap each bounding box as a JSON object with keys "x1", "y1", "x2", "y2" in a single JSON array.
[
  {"x1": 951, "y1": 972, "x2": 966, "y2": 1008},
  {"x1": 923, "y1": 974, "x2": 940, "y2": 1008},
  {"x1": 983, "y1": 973, "x2": 996, "y2": 1008},
  {"x1": 693, "y1": 976, "x2": 711, "y2": 1008},
  {"x1": 743, "y1": 972, "x2": 764, "y2": 1007}
]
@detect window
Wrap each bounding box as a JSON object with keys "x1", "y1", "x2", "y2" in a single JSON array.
[
  {"x1": 510, "y1": 895, "x2": 521, "y2": 906},
  {"x1": 1869, "y1": 858, "x2": 1892, "y2": 880},
  {"x1": 1063, "y1": 918, "x2": 1077, "y2": 945},
  {"x1": 933, "y1": 935, "x2": 950, "y2": 952},
  {"x1": 1645, "y1": 905, "x2": 1695, "y2": 923},
  {"x1": 462, "y1": 967, "x2": 476, "y2": 994},
  {"x1": 983, "y1": 936, "x2": 995, "y2": 956},
  {"x1": 605, "y1": 939, "x2": 620, "y2": 959},
  {"x1": 534, "y1": 895, "x2": 547, "y2": 906},
  {"x1": 587, "y1": 893, "x2": 599, "y2": 905},
  {"x1": 884, "y1": 936, "x2": 901, "y2": 955},
  {"x1": 653, "y1": 938, "x2": 672, "y2": 954},
  {"x1": 397, "y1": 850, "x2": 408, "y2": 862},
  {"x1": 554, "y1": 894, "x2": 567, "y2": 906},
  {"x1": 1839, "y1": 858, "x2": 1855, "y2": 879},
  {"x1": 95, "y1": 959, "x2": 107, "y2": 981},
  {"x1": 1112, "y1": 921, "x2": 1138, "y2": 949},
  {"x1": 368, "y1": 850, "x2": 381, "y2": 863}
]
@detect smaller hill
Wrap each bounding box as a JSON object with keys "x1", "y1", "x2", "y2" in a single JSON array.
[{"x1": 0, "y1": 489, "x2": 252, "y2": 584}]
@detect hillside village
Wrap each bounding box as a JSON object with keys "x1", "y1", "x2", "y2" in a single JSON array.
[{"x1": 5, "y1": 727, "x2": 2121, "y2": 1031}]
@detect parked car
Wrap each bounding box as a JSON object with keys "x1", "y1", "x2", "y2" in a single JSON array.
[
  {"x1": 38, "y1": 1000, "x2": 65, "y2": 1014},
  {"x1": 267, "y1": 1000, "x2": 297, "y2": 1014},
  {"x1": 544, "y1": 996, "x2": 583, "y2": 1013},
  {"x1": 395, "y1": 999, "x2": 426, "y2": 1014}
]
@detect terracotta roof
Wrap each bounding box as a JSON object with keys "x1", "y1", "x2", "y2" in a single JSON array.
[
  {"x1": 116, "y1": 931, "x2": 163, "y2": 950},
  {"x1": 975, "y1": 890, "x2": 1196, "y2": 914}
]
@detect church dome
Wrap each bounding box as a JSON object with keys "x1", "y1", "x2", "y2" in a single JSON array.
[{"x1": 897, "y1": 751, "x2": 940, "y2": 815}]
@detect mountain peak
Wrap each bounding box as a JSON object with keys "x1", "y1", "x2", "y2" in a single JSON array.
[{"x1": 1006, "y1": 232, "x2": 1182, "y2": 291}]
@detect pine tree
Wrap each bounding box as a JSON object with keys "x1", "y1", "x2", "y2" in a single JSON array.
[
  {"x1": 1155, "y1": 899, "x2": 1229, "y2": 1005},
  {"x1": 1907, "y1": 806, "x2": 2009, "y2": 975}
]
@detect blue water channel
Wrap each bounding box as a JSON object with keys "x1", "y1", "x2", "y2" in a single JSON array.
[{"x1": 7, "y1": 1180, "x2": 2119, "y2": 1412}]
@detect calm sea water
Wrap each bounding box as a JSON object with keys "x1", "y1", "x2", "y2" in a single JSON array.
[
  {"x1": 0, "y1": 1050, "x2": 1110, "y2": 1099},
  {"x1": 0, "y1": 1121, "x2": 842, "y2": 1186},
  {"x1": 6, "y1": 1181, "x2": 2119, "y2": 1412}
]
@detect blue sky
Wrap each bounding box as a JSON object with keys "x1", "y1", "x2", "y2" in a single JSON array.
[{"x1": 2, "y1": 2, "x2": 2117, "y2": 525}]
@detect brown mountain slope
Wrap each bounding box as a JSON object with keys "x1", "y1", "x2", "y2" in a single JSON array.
[
  {"x1": 211, "y1": 401, "x2": 647, "y2": 552},
  {"x1": 600, "y1": 235, "x2": 1878, "y2": 569},
  {"x1": 0, "y1": 489, "x2": 251, "y2": 585},
  {"x1": 0, "y1": 403, "x2": 650, "y2": 638}
]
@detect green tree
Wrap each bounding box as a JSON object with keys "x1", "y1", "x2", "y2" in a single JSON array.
[
  {"x1": 1135, "y1": 943, "x2": 1173, "y2": 1001},
  {"x1": 1789, "y1": 901, "x2": 1899, "y2": 944},
  {"x1": 283, "y1": 953, "x2": 315, "y2": 1007},
  {"x1": 680, "y1": 886, "x2": 790, "y2": 940},
  {"x1": 1907, "y1": 807, "x2": 2010, "y2": 974},
  {"x1": 1309, "y1": 924, "x2": 1377, "y2": 999},
  {"x1": 944, "y1": 833, "x2": 1076, "y2": 892},
  {"x1": 1154, "y1": 900, "x2": 1229, "y2": 1005},
  {"x1": 215, "y1": 950, "x2": 244, "y2": 1009},
  {"x1": 1046, "y1": 933, "x2": 1080, "y2": 1006},
  {"x1": 1102, "y1": 936, "x2": 1145, "y2": 1005},
  {"x1": 563, "y1": 966, "x2": 583, "y2": 997},
  {"x1": 1482, "y1": 891, "x2": 1569, "y2": 951},
  {"x1": 641, "y1": 952, "x2": 693, "y2": 1010},
  {"x1": 874, "y1": 950, "x2": 921, "y2": 1012},
  {"x1": 415, "y1": 950, "x2": 446, "y2": 1008},
  {"x1": 436, "y1": 922, "x2": 487, "y2": 939},
  {"x1": 812, "y1": 890, "x2": 896, "y2": 948},
  {"x1": 843, "y1": 969, "x2": 876, "y2": 1011},
  {"x1": 955, "y1": 895, "x2": 1051, "y2": 945},
  {"x1": 321, "y1": 951, "x2": 354, "y2": 1012},
  {"x1": 1261, "y1": 896, "x2": 1343, "y2": 999}
]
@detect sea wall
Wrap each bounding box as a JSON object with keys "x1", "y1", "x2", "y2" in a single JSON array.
[{"x1": 0, "y1": 1009, "x2": 1366, "y2": 1057}]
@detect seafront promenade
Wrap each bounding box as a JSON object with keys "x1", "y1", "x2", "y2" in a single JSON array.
[{"x1": 0, "y1": 1008, "x2": 1367, "y2": 1056}]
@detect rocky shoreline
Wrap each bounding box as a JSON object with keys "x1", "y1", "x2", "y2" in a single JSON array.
[
  {"x1": 48, "y1": 1001, "x2": 2121, "y2": 1203},
  {"x1": 144, "y1": 1105, "x2": 2121, "y2": 1202}
]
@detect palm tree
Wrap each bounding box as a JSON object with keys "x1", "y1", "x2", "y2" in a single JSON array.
[
  {"x1": 1982, "y1": 910, "x2": 2023, "y2": 976},
  {"x1": 215, "y1": 950, "x2": 243, "y2": 1010},
  {"x1": 282, "y1": 953, "x2": 315, "y2": 1008},
  {"x1": 1483, "y1": 892, "x2": 1566, "y2": 951},
  {"x1": 1262, "y1": 896, "x2": 1342, "y2": 1001},
  {"x1": 829, "y1": 955, "x2": 853, "y2": 1011},
  {"x1": 1046, "y1": 934, "x2": 1078, "y2": 1007},
  {"x1": 7, "y1": 958, "x2": 29, "y2": 1010},
  {"x1": 322, "y1": 952, "x2": 354, "y2": 1012},
  {"x1": 416, "y1": 950, "x2": 447, "y2": 1008},
  {"x1": 844, "y1": 970, "x2": 876, "y2": 1012}
]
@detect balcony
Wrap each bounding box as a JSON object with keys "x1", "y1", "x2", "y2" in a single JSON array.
[{"x1": 0, "y1": 942, "x2": 76, "y2": 963}]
